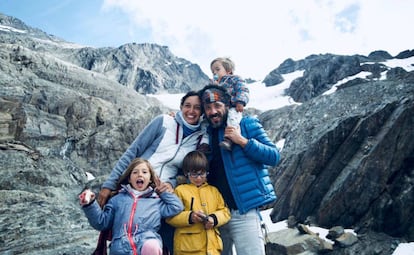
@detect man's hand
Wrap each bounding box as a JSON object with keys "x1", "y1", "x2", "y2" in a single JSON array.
[
  {"x1": 97, "y1": 188, "x2": 112, "y2": 208},
  {"x1": 224, "y1": 126, "x2": 248, "y2": 148}
]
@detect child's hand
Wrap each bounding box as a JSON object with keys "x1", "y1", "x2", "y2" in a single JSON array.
[
  {"x1": 194, "y1": 211, "x2": 214, "y2": 229},
  {"x1": 192, "y1": 210, "x2": 209, "y2": 224},
  {"x1": 79, "y1": 189, "x2": 95, "y2": 206},
  {"x1": 203, "y1": 216, "x2": 214, "y2": 230},
  {"x1": 154, "y1": 175, "x2": 174, "y2": 194}
]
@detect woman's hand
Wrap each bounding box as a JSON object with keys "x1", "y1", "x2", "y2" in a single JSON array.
[{"x1": 97, "y1": 188, "x2": 112, "y2": 208}]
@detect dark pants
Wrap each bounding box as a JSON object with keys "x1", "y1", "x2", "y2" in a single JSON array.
[{"x1": 159, "y1": 219, "x2": 175, "y2": 255}]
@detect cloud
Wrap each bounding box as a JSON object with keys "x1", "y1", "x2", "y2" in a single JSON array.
[
  {"x1": 335, "y1": 3, "x2": 360, "y2": 33},
  {"x1": 102, "y1": 0, "x2": 414, "y2": 80}
]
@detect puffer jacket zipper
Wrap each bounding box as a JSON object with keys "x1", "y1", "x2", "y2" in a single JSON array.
[
  {"x1": 159, "y1": 122, "x2": 181, "y2": 179},
  {"x1": 160, "y1": 122, "x2": 201, "y2": 176},
  {"x1": 127, "y1": 191, "x2": 139, "y2": 255}
]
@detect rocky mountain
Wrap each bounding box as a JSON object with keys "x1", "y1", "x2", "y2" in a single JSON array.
[
  {"x1": 0, "y1": 13, "x2": 209, "y2": 94},
  {"x1": 261, "y1": 50, "x2": 414, "y2": 254},
  {"x1": 263, "y1": 50, "x2": 414, "y2": 102},
  {"x1": 0, "y1": 13, "x2": 413, "y2": 254}
]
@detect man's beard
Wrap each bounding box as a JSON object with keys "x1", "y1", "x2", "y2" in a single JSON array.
[{"x1": 207, "y1": 111, "x2": 228, "y2": 128}]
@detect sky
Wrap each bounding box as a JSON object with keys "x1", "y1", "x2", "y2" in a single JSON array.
[{"x1": 1, "y1": 0, "x2": 413, "y2": 80}]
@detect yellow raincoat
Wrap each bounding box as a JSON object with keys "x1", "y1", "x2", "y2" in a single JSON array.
[{"x1": 166, "y1": 182, "x2": 231, "y2": 255}]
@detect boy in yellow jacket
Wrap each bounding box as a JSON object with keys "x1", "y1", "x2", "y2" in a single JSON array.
[{"x1": 166, "y1": 151, "x2": 231, "y2": 255}]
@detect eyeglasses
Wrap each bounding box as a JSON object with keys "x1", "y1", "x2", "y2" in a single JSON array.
[{"x1": 188, "y1": 172, "x2": 208, "y2": 178}]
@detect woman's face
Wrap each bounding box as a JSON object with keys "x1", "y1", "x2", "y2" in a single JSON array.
[{"x1": 180, "y1": 95, "x2": 202, "y2": 125}]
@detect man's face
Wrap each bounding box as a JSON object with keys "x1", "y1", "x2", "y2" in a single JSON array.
[{"x1": 204, "y1": 101, "x2": 228, "y2": 128}]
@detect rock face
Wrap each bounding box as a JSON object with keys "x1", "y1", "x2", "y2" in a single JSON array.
[
  {"x1": 62, "y1": 43, "x2": 209, "y2": 93},
  {"x1": 263, "y1": 77, "x2": 414, "y2": 242},
  {"x1": 0, "y1": 13, "x2": 209, "y2": 95},
  {"x1": 0, "y1": 13, "x2": 172, "y2": 254},
  {"x1": 263, "y1": 51, "x2": 414, "y2": 102},
  {"x1": 1, "y1": 13, "x2": 413, "y2": 255}
]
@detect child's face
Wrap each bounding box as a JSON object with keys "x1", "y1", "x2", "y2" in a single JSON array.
[
  {"x1": 129, "y1": 163, "x2": 152, "y2": 191},
  {"x1": 188, "y1": 170, "x2": 207, "y2": 187},
  {"x1": 211, "y1": 61, "x2": 230, "y2": 81}
]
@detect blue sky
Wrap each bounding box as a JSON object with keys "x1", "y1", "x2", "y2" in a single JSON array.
[
  {"x1": 1, "y1": 0, "x2": 413, "y2": 79},
  {"x1": 1, "y1": 0, "x2": 144, "y2": 46}
]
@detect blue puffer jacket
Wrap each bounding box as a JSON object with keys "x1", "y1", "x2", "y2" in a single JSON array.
[
  {"x1": 82, "y1": 185, "x2": 184, "y2": 255},
  {"x1": 207, "y1": 116, "x2": 280, "y2": 214}
]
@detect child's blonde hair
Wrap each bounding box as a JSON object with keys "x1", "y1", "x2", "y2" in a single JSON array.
[
  {"x1": 116, "y1": 158, "x2": 157, "y2": 190},
  {"x1": 210, "y1": 57, "x2": 235, "y2": 74}
]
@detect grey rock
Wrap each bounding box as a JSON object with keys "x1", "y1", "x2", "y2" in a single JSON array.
[
  {"x1": 395, "y1": 49, "x2": 414, "y2": 59},
  {"x1": 297, "y1": 224, "x2": 315, "y2": 235},
  {"x1": 367, "y1": 50, "x2": 393, "y2": 61},
  {"x1": 265, "y1": 228, "x2": 333, "y2": 255},
  {"x1": 334, "y1": 232, "x2": 358, "y2": 248},
  {"x1": 0, "y1": 13, "x2": 171, "y2": 255},
  {"x1": 63, "y1": 43, "x2": 209, "y2": 93},
  {"x1": 267, "y1": 79, "x2": 414, "y2": 244},
  {"x1": 287, "y1": 215, "x2": 298, "y2": 228},
  {"x1": 327, "y1": 226, "x2": 345, "y2": 240}
]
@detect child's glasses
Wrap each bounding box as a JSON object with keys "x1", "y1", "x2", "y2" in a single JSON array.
[{"x1": 188, "y1": 172, "x2": 209, "y2": 178}]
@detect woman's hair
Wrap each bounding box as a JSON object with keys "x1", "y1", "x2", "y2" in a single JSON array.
[
  {"x1": 180, "y1": 91, "x2": 200, "y2": 107},
  {"x1": 116, "y1": 158, "x2": 157, "y2": 190},
  {"x1": 210, "y1": 57, "x2": 235, "y2": 74},
  {"x1": 182, "y1": 151, "x2": 209, "y2": 175}
]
